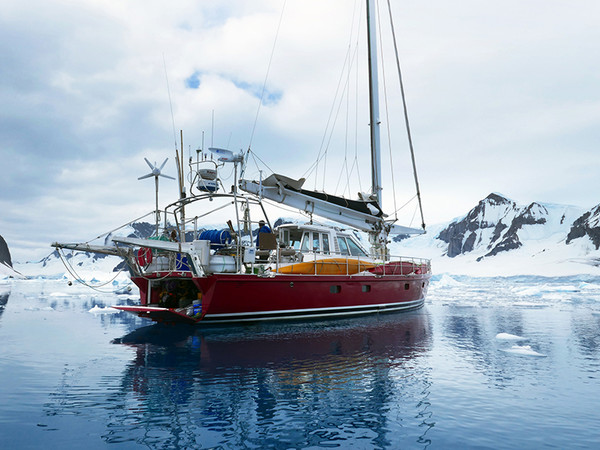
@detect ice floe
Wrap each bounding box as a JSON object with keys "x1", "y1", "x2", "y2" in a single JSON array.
[
  {"x1": 511, "y1": 301, "x2": 547, "y2": 308},
  {"x1": 496, "y1": 333, "x2": 526, "y2": 340},
  {"x1": 114, "y1": 285, "x2": 133, "y2": 295},
  {"x1": 24, "y1": 306, "x2": 55, "y2": 311},
  {"x1": 501, "y1": 345, "x2": 546, "y2": 357},
  {"x1": 89, "y1": 305, "x2": 119, "y2": 314}
]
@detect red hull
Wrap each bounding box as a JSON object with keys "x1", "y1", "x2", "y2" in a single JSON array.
[{"x1": 130, "y1": 272, "x2": 430, "y2": 324}]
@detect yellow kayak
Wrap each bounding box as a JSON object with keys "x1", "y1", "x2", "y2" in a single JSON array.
[{"x1": 276, "y1": 258, "x2": 375, "y2": 275}]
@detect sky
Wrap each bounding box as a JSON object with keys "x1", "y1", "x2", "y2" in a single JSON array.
[{"x1": 1, "y1": 0, "x2": 599, "y2": 262}]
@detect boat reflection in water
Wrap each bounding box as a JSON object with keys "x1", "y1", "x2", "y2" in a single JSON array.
[{"x1": 109, "y1": 312, "x2": 434, "y2": 448}]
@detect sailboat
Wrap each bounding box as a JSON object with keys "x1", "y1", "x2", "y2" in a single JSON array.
[{"x1": 52, "y1": 1, "x2": 431, "y2": 325}]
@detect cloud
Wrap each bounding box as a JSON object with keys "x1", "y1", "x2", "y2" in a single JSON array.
[{"x1": 1, "y1": 0, "x2": 600, "y2": 262}]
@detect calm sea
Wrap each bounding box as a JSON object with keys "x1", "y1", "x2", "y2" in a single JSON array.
[{"x1": 1, "y1": 276, "x2": 599, "y2": 449}]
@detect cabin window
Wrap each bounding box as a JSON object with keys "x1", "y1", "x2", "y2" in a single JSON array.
[
  {"x1": 288, "y1": 229, "x2": 303, "y2": 250},
  {"x1": 322, "y1": 234, "x2": 330, "y2": 254},
  {"x1": 337, "y1": 237, "x2": 349, "y2": 256},
  {"x1": 362, "y1": 285, "x2": 371, "y2": 293},
  {"x1": 280, "y1": 229, "x2": 289, "y2": 247},
  {"x1": 300, "y1": 232, "x2": 311, "y2": 252},
  {"x1": 312, "y1": 233, "x2": 321, "y2": 252},
  {"x1": 346, "y1": 238, "x2": 367, "y2": 257},
  {"x1": 404, "y1": 283, "x2": 410, "y2": 290},
  {"x1": 330, "y1": 285, "x2": 341, "y2": 294}
]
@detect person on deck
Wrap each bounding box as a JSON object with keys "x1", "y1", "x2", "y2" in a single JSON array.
[{"x1": 256, "y1": 220, "x2": 272, "y2": 247}]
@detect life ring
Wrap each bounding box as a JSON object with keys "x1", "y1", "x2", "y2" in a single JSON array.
[{"x1": 137, "y1": 247, "x2": 153, "y2": 266}]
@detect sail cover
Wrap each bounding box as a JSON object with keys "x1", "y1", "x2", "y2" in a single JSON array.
[
  {"x1": 261, "y1": 174, "x2": 384, "y2": 217},
  {"x1": 240, "y1": 174, "x2": 424, "y2": 235}
]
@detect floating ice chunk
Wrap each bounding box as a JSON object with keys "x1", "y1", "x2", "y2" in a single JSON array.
[
  {"x1": 496, "y1": 332, "x2": 525, "y2": 340},
  {"x1": 89, "y1": 305, "x2": 119, "y2": 314},
  {"x1": 579, "y1": 282, "x2": 600, "y2": 291},
  {"x1": 501, "y1": 345, "x2": 546, "y2": 357},
  {"x1": 114, "y1": 286, "x2": 133, "y2": 295},
  {"x1": 49, "y1": 292, "x2": 70, "y2": 297},
  {"x1": 513, "y1": 286, "x2": 545, "y2": 297},
  {"x1": 514, "y1": 284, "x2": 580, "y2": 297},
  {"x1": 512, "y1": 301, "x2": 547, "y2": 308},
  {"x1": 434, "y1": 275, "x2": 464, "y2": 287}
]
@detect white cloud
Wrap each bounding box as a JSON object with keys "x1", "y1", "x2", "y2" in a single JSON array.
[{"x1": 1, "y1": 0, "x2": 599, "y2": 261}]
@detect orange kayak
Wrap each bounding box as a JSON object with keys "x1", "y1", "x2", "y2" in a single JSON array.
[{"x1": 276, "y1": 258, "x2": 375, "y2": 275}]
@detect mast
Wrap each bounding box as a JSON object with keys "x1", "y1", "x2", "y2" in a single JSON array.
[
  {"x1": 366, "y1": 0, "x2": 382, "y2": 205},
  {"x1": 366, "y1": 0, "x2": 388, "y2": 258}
]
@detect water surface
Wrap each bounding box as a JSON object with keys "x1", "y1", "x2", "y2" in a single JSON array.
[{"x1": 0, "y1": 276, "x2": 599, "y2": 448}]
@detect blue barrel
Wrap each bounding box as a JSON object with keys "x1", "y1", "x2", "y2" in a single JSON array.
[{"x1": 198, "y1": 229, "x2": 232, "y2": 249}]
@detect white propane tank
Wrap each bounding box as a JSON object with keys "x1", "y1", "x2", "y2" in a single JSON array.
[{"x1": 208, "y1": 255, "x2": 237, "y2": 273}]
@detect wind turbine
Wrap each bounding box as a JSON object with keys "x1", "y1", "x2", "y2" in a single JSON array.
[{"x1": 138, "y1": 158, "x2": 175, "y2": 237}]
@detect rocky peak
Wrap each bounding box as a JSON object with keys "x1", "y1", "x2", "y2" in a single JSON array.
[
  {"x1": 0, "y1": 235, "x2": 12, "y2": 268},
  {"x1": 566, "y1": 204, "x2": 600, "y2": 249},
  {"x1": 438, "y1": 193, "x2": 517, "y2": 257},
  {"x1": 437, "y1": 194, "x2": 553, "y2": 259},
  {"x1": 484, "y1": 192, "x2": 514, "y2": 207}
]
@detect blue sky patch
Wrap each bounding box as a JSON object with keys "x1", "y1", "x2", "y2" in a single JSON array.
[
  {"x1": 231, "y1": 78, "x2": 282, "y2": 106},
  {"x1": 185, "y1": 71, "x2": 201, "y2": 89}
]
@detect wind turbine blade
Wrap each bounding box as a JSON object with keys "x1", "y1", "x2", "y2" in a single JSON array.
[
  {"x1": 138, "y1": 173, "x2": 154, "y2": 180},
  {"x1": 159, "y1": 174, "x2": 176, "y2": 180},
  {"x1": 159, "y1": 158, "x2": 169, "y2": 171},
  {"x1": 144, "y1": 158, "x2": 154, "y2": 170}
]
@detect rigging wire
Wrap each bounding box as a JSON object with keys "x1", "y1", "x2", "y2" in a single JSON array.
[
  {"x1": 163, "y1": 53, "x2": 178, "y2": 152},
  {"x1": 247, "y1": 0, "x2": 287, "y2": 152},
  {"x1": 346, "y1": 34, "x2": 363, "y2": 197},
  {"x1": 302, "y1": 42, "x2": 354, "y2": 188},
  {"x1": 57, "y1": 248, "x2": 126, "y2": 293},
  {"x1": 335, "y1": 5, "x2": 361, "y2": 198},
  {"x1": 376, "y1": 0, "x2": 399, "y2": 220},
  {"x1": 386, "y1": 0, "x2": 426, "y2": 229},
  {"x1": 304, "y1": 1, "x2": 363, "y2": 192},
  {"x1": 84, "y1": 211, "x2": 158, "y2": 244},
  {"x1": 249, "y1": 149, "x2": 275, "y2": 176},
  {"x1": 389, "y1": 193, "x2": 417, "y2": 217}
]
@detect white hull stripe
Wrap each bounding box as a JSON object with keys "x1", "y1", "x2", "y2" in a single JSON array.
[{"x1": 200, "y1": 298, "x2": 424, "y2": 323}]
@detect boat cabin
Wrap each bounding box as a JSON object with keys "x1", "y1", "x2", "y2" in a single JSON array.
[{"x1": 276, "y1": 223, "x2": 369, "y2": 262}]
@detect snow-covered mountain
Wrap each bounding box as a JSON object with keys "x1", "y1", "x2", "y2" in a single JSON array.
[
  {"x1": 394, "y1": 193, "x2": 600, "y2": 276},
  {"x1": 10, "y1": 193, "x2": 600, "y2": 279},
  {"x1": 437, "y1": 193, "x2": 585, "y2": 259}
]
